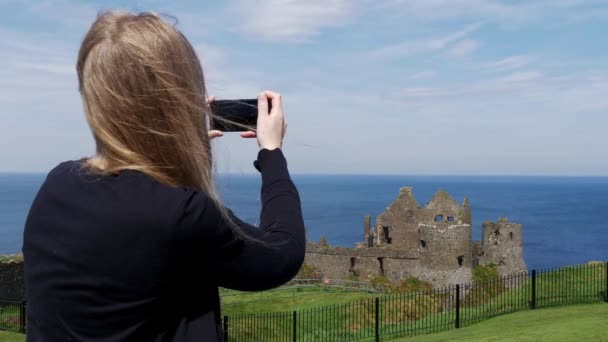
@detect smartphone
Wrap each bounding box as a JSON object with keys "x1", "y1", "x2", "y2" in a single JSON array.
[{"x1": 210, "y1": 99, "x2": 272, "y2": 132}]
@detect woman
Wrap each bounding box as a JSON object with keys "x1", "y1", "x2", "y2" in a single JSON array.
[{"x1": 22, "y1": 11, "x2": 305, "y2": 341}]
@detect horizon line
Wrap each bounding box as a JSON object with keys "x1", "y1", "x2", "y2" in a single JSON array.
[{"x1": 2, "y1": 171, "x2": 608, "y2": 178}]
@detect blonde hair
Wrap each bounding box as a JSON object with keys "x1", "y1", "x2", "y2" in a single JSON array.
[{"x1": 77, "y1": 11, "x2": 226, "y2": 215}]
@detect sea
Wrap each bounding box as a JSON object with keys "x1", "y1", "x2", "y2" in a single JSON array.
[{"x1": 1, "y1": 173, "x2": 607, "y2": 270}]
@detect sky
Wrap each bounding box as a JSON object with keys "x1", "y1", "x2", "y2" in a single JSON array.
[{"x1": 0, "y1": 0, "x2": 607, "y2": 176}]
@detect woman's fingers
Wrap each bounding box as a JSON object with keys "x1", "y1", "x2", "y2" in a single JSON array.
[
  {"x1": 208, "y1": 130, "x2": 223, "y2": 140},
  {"x1": 256, "y1": 91, "x2": 284, "y2": 150},
  {"x1": 262, "y1": 90, "x2": 283, "y2": 118},
  {"x1": 206, "y1": 95, "x2": 215, "y2": 104},
  {"x1": 240, "y1": 131, "x2": 257, "y2": 138}
]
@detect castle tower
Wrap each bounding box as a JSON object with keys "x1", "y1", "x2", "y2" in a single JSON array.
[
  {"x1": 373, "y1": 187, "x2": 421, "y2": 249},
  {"x1": 363, "y1": 215, "x2": 373, "y2": 247},
  {"x1": 458, "y1": 197, "x2": 472, "y2": 225},
  {"x1": 417, "y1": 189, "x2": 473, "y2": 285},
  {"x1": 479, "y1": 218, "x2": 526, "y2": 276}
]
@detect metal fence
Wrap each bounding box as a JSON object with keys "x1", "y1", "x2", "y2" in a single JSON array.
[
  {"x1": 1, "y1": 262, "x2": 606, "y2": 340},
  {"x1": 0, "y1": 300, "x2": 25, "y2": 333},
  {"x1": 223, "y1": 262, "x2": 608, "y2": 341}
]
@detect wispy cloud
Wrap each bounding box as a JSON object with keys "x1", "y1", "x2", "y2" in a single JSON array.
[
  {"x1": 479, "y1": 55, "x2": 535, "y2": 73},
  {"x1": 445, "y1": 39, "x2": 479, "y2": 57},
  {"x1": 14, "y1": 62, "x2": 74, "y2": 75},
  {"x1": 379, "y1": 0, "x2": 529, "y2": 24},
  {"x1": 407, "y1": 70, "x2": 436, "y2": 80},
  {"x1": 369, "y1": 22, "x2": 482, "y2": 58},
  {"x1": 227, "y1": 0, "x2": 357, "y2": 42}
]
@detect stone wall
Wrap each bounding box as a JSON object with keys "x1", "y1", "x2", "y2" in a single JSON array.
[
  {"x1": 374, "y1": 187, "x2": 421, "y2": 250},
  {"x1": 0, "y1": 261, "x2": 25, "y2": 300},
  {"x1": 479, "y1": 218, "x2": 527, "y2": 276},
  {"x1": 304, "y1": 188, "x2": 525, "y2": 288}
]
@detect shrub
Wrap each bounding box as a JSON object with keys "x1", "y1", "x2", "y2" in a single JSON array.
[
  {"x1": 297, "y1": 263, "x2": 323, "y2": 280},
  {"x1": 369, "y1": 275, "x2": 392, "y2": 292},
  {"x1": 394, "y1": 277, "x2": 432, "y2": 294},
  {"x1": 465, "y1": 263, "x2": 507, "y2": 307},
  {"x1": 473, "y1": 263, "x2": 501, "y2": 282}
]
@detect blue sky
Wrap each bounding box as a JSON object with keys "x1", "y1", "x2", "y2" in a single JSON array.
[{"x1": 1, "y1": 0, "x2": 607, "y2": 175}]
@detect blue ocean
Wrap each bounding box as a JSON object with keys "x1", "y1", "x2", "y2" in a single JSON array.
[{"x1": 1, "y1": 173, "x2": 607, "y2": 270}]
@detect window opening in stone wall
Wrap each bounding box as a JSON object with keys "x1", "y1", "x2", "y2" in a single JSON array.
[
  {"x1": 494, "y1": 229, "x2": 500, "y2": 236},
  {"x1": 381, "y1": 226, "x2": 392, "y2": 244},
  {"x1": 377, "y1": 257, "x2": 385, "y2": 275},
  {"x1": 457, "y1": 255, "x2": 464, "y2": 267},
  {"x1": 509, "y1": 232, "x2": 513, "y2": 240},
  {"x1": 447, "y1": 216, "x2": 454, "y2": 222},
  {"x1": 420, "y1": 240, "x2": 427, "y2": 248},
  {"x1": 434, "y1": 215, "x2": 443, "y2": 222},
  {"x1": 350, "y1": 257, "x2": 356, "y2": 270},
  {"x1": 499, "y1": 260, "x2": 506, "y2": 266}
]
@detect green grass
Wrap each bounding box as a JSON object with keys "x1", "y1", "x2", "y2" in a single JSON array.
[
  {"x1": 221, "y1": 284, "x2": 378, "y2": 315},
  {"x1": 0, "y1": 305, "x2": 21, "y2": 332},
  {"x1": 223, "y1": 263, "x2": 607, "y2": 341},
  {"x1": 0, "y1": 255, "x2": 22, "y2": 263},
  {"x1": 396, "y1": 303, "x2": 608, "y2": 341},
  {"x1": 0, "y1": 304, "x2": 605, "y2": 342},
  {"x1": 0, "y1": 331, "x2": 24, "y2": 342}
]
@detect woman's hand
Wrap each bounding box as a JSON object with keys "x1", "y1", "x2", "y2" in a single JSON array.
[
  {"x1": 207, "y1": 95, "x2": 223, "y2": 140},
  {"x1": 241, "y1": 91, "x2": 287, "y2": 150}
]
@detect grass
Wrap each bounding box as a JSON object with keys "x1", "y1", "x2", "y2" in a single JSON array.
[
  {"x1": 221, "y1": 284, "x2": 378, "y2": 316},
  {"x1": 0, "y1": 331, "x2": 24, "y2": 342},
  {"x1": 0, "y1": 304, "x2": 605, "y2": 342},
  {"x1": 0, "y1": 255, "x2": 22, "y2": 263},
  {"x1": 397, "y1": 303, "x2": 608, "y2": 341},
  {"x1": 223, "y1": 263, "x2": 607, "y2": 341},
  {"x1": 0, "y1": 305, "x2": 21, "y2": 333}
]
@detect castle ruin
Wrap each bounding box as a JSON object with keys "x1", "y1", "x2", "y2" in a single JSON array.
[{"x1": 305, "y1": 187, "x2": 526, "y2": 286}]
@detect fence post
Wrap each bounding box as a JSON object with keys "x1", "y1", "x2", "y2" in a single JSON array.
[
  {"x1": 20, "y1": 301, "x2": 26, "y2": 334},
  {"x1": 605, "y1": 262, "x2": 608, "y2": 303},
  {"x1": 293, "y1": 311, "x2": 297, "y2": 342},
  {"x1": 530, "y1": 270, "x2": 537, "y2": 309},
  {"x1": 375, "y1": 297, "x2": 380, "y2": 342},
  {"x1": 455, "y1": 285, "x2": 460, "y2": 329},
  {"x1": 223, "y1": 315, "x2": 229, "y2": 341}
]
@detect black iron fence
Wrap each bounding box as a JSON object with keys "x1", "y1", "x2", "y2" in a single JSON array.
[
  {"x1": 1, "y1": 262, "x2": 606, "y2": 340},
  {"x1": 223, "y1": 262, "x2": 608, "y2": 341},
  {"x1": 0, "y1": 299, "x2": 25, "y2": 333}
]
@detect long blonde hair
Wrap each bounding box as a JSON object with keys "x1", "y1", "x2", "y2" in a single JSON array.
[{"x1": 77, "y1": 11, "x2": 224, "y2": 211}]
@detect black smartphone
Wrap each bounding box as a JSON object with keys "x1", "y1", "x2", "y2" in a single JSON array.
[{"x1": 210, "y1": 99, "x2": 272, "y2": 132}]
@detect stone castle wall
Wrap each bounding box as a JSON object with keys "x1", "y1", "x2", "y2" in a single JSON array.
[
  {"x1": 478, "y1": 219, "x2": 527, "y2": 275},
  {"x1": 0, "y1": 261, "x2": 25, "y2": 300},
  {"x1": 303, "y1": 187, "x2": 525, "y2": 288}
]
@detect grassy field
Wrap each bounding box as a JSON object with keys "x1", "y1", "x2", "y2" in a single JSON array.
[
  {"x1": 0, "y1": 255, "x2": 22, "y2": 263},
  {"x1": 223, "y1": 263, "x2": 607, "y2": 341},
  {"x1": 0, "y1": 331, "x2": 23, "y2": 342},
  {"x1": 221, "y1": 284, "x2": 379, "y2": 316},
  {"x1": 1, "y1": 304, "x2": 605, "y2": 342},
  {"x1": 398, "y1": 303, "x2": 608, "y2": 341}
]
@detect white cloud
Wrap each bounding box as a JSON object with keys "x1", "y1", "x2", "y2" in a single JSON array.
[
  {"x1": 479, "y1": 55, "x2": 535, "y2": 73},
  {"x1": 227, "y1": 0, "x2": 357, "y2": 42},
  {"x1": 445, "y1": 39, "x2": 479, "y2": 57},
  {"x1": 396, "y1": 87, "x2": 439, "y2": 98},
  {"x1": 407, "y1": 70, "x2": 436, "y2": 80},
  {"x1": 14, "y1": 62, "x2": 75, "y2": 75},
  {"x1": 369, "y1": 22, "x2": 482, "y2": 58},
  {"x1": 499, "y1": 71, "x2": 543, "y2": 83},
  {"x1": 380, "y1": 0, "x2": 529, "y2": 24},
  {"x1": 427, "y1": 22, "x2": 483, "y2": 49}
]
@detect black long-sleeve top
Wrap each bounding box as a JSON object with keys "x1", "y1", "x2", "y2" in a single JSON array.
[{"x1": 22, "y1": 148, "x2": 305, "y2": 341}]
